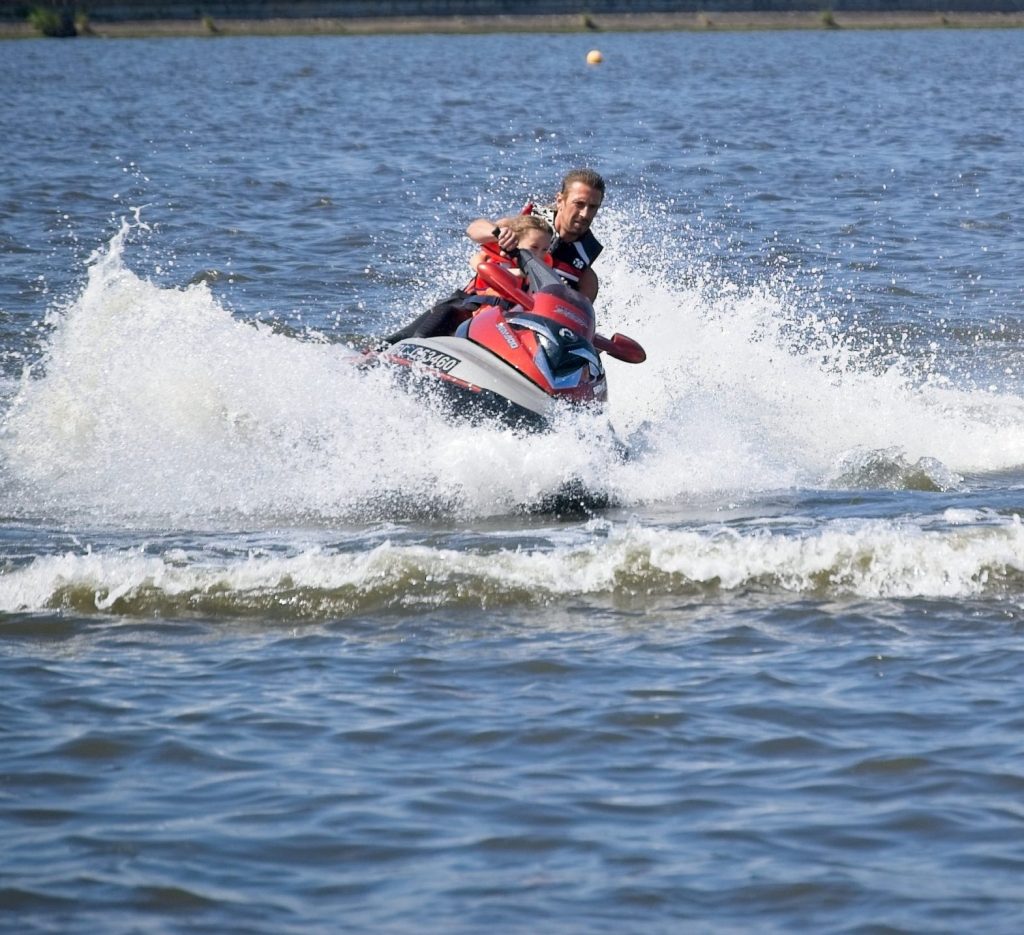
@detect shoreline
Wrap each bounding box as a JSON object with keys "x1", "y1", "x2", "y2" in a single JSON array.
[{"x1": 4, "y1": 10, "x2": 1024, "y2": 39}]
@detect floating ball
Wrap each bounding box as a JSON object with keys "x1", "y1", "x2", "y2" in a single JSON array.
[{"x1": 586, "y1": 49, "x2": 603, "y2": 65}]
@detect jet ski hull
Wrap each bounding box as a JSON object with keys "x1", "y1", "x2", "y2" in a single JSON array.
[{"x1": 381, "y1": 335, "x2": 563, "y2": 431}]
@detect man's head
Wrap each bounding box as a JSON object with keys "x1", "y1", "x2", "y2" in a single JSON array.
[{"x1": 553, "y1": 169, "x2": 605, "y2": 243}]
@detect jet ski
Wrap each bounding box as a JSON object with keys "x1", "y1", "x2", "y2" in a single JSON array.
[{"x1": 368, "y1": 248, "x2": 646, "y2": 433}]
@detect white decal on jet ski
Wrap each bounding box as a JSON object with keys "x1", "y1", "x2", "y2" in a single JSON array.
[{"x1": 496, "y1": 323, "x2": 519, "y2": 349}]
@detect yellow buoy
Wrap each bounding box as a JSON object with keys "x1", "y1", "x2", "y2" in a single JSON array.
[{"x1": 586, "y1": 49, "x2": 603, "y2": 65}]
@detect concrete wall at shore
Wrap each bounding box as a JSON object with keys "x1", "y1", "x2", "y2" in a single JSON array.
[{"x1": 4, "y1": 0, "x2": 1024, "y2": 23}]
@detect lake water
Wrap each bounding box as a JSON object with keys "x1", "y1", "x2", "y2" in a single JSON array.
[{"x1": 2, "y1": 26, "x2": 1024, "y2": 933}]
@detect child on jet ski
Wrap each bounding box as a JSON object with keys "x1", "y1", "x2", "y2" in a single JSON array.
[
  {"x1": 381, "y1": 214, "x2": 553, "y2": 346},
  {"x1": 466, "y1": 168, "x2": 605, "y2": 302}
]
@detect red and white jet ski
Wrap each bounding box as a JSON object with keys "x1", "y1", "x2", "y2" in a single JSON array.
[{"x1": 371, "y1": 248, "x2": 645, "y2": 433}]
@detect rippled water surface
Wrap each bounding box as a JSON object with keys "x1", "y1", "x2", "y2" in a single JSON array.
[{"x1": 2, "y1": 27, "x2": 1024, "y2": 933}]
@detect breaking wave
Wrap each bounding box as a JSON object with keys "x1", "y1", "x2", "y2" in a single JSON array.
[{"x1": 1, "y1": 511, "x2": 1022, "y2": 617}]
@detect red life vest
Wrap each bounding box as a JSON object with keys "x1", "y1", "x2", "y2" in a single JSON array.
[{"x1": 464, "y1": 240, "x2": 553, "y2": 296}]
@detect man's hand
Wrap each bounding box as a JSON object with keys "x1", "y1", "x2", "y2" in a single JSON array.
[{"x1": 492, "y1": 225, "x2": 520, "y2": 253}]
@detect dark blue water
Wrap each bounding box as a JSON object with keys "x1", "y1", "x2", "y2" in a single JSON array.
[{"x1": 2, "y1": 28, "x2": 1024, "y2": 933}]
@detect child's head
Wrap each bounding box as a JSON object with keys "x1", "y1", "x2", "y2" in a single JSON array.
[{"x1": 507, "y1": 214, "x2": 553, "y2": 253}]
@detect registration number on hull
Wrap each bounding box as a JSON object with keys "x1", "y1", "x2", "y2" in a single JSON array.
[{"x1": 394, "y1": 343, "x2": 461, "y2": 374}]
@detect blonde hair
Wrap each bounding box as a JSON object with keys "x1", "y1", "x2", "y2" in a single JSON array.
[{"x1": 505, "y1": 214, "x2": 553, "y2": 238}]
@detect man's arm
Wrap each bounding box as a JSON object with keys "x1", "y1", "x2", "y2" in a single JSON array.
[
  {"x1": 466, "y1": 217, "x2": 500, "y2": 243},
  {"x1": 467, "y1": 217, "x2": 519, "y2": 252},
  {"x1": 578, "y1": 266, "x2": 599, "y2": 302}
]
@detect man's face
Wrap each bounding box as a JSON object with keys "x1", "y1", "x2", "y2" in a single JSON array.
[{"x1": 554, "y1": 182, "x2": 603, "y2": 241}]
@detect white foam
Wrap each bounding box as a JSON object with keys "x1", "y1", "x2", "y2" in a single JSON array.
[
  {"x1": 595, "y1": 204, "x2": 1024, "y2": 492},
  {"x1": 2, "y1": 513, "x2": 1021, "y2": 614},
  {"x1": 2, "y1": 212, "x2": 1024, "y2": 526}
]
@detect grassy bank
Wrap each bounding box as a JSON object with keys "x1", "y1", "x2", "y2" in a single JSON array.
[{"x1": 4, "y1": 9, "x2": 1024, "y2": 38}]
